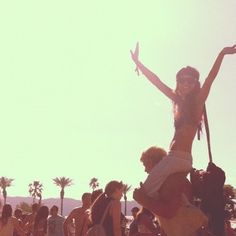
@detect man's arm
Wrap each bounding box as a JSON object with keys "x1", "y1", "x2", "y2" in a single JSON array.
[
  {"x1": 133, "y1": 173, "x2": 191, "y2": 219},
  {"x1": 63, "y1": 209, "x2": 76, "y2": 236},
  {"x1": 133, "y1": 187, "x2": 180, "y2": 219}
]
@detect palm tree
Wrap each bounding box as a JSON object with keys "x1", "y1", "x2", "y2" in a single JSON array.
[
  {"x1": 28, "y1": 181, "x2": 43, "y2": 204},
  {"x1": 89, "y1": 178, "x2": 99, "y2": 192},
  {"x1": 53, "y1": 177, "x2": 73, "y2": 216},
  {"x1": 123, "y1": 184, "x2": 132, "y2": 216},
  {"x1": 0, "y1": 177, "x2": 14, "y2": 205}
]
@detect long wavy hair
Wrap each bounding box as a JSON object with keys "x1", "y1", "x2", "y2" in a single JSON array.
[
  {"x1": 0, "y1": 204, "x2": 13, "y2": 226},
  {"x1": 91, "y1": 180, "x2": 123, "y2": 224},
  {"x1": 34, "y1": 206, "x2": 49, "y2": 231},
  {"x1": 174, "y1": 66, "x2": 201, "y2": 128}
]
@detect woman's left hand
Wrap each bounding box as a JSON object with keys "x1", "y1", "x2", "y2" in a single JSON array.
[{"x1": 221, "y1": 44, "x2": 236, "y2": 55}]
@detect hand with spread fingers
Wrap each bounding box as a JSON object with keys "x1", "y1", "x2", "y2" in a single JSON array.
[
  {"x1": 130, "y1": 42, "x2": 140, "y2": 75},
  {"x1": 221, "y1": 44, "x2": 236, "y2": 55}
]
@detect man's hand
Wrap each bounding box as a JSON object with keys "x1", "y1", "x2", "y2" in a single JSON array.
[{"x1": 133, "y1": 187, "x2": 144, "y2": 204}]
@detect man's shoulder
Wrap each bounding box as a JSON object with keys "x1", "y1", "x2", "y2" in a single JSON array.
[
  {"x1": 56, "y1": 215, "x2": 65, "y2": 221},
  {"x1": 48, "y1": 215, "x2": 64, "y2": 220},
  {"x1": 68, "y1": 207, "x2": 85, "y2": 217},
  {"x1": 72, "y1": 207, "x2": 83, "y2": 213}
]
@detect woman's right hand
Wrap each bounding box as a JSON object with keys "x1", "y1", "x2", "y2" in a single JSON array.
[
  {"x1": 130, "y1": 42, "x2": 139, "y2": 62},
  {"x1": 130, "y1": 42, "x2": 140, "y2": 75}
]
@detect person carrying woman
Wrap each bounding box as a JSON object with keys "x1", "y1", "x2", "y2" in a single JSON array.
[{"x1": 130, "y1": 43, "x2": 236, "y2": 198}]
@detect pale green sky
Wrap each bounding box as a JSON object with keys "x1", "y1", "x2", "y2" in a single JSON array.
[{"x1": 0, "y1": 0, "x2": 236, "y2": 200}]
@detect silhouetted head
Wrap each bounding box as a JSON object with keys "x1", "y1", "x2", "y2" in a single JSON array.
[
  {"x1": 105, "y1": 180, "x2": 124, "y2": 200},
  {"x1": 90, "y1": 180, "x2": 123, "y2": 225},
  {"x1": 31, "y1": 203, "x2": 40, "y2": 213},
  {"x1": 14, "y1": 208, "x2": 23, "y2": 219},
  {"x1": 81, "y1": 192, "x2": 92, "y2": 208},
  {"x1": 131, "y1": 207, "x2": 140, "y2": 218},
  {"x1": 50, "y1": 205, "x2": 59, "y2": 216},
  {"x1": 36, "y1": 206, "x2": 49, "y2": 219},
  {"x1": 140, "y1": 146, "x2": 167, "y2": 173}
]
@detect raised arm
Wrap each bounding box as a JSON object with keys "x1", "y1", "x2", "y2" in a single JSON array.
[
  {"x1": 130, "y1": 43, "x2": 177, "y2": 101},
  {"x1": 198, "y1": 45, "x2": 236, "y2": 107}
]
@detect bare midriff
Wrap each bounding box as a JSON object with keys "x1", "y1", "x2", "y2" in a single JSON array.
[{"x1": 169, "y1": 124, "x2": 198, "y2": 153}]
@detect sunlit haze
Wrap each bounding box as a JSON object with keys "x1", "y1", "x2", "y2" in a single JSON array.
[{"x1": 0, "y1": 1, "x2": 236, "y2": 201}]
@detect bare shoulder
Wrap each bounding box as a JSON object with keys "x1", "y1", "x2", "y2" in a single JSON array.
[
  {"x1": 68, "y1": 207, "x2": 83, "y2": 218},
  {"x1": 73, "y1": 207, "x2": 83, "y2": 212}
]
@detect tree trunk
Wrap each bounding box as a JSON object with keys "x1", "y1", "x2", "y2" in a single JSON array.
[
  {"x1": 61, "y1": 197, "x2": 64, "y2": 216},
  {"x1": 3, "y1": 189, "x2": 7, "y2": 205},
  {"x1": 60, "y1": 189, "x2": 64, "y2": 216},
  {"x1": 124, "y1": 195, "x2": 127, "y2": 216},
  {"x1": 38, "y1": 194, "x2": 42, "y2": 206}
]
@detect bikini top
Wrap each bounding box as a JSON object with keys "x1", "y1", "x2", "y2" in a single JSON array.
[{"x1": 174, "y1": 105, "x2": 202, "y2": 140}]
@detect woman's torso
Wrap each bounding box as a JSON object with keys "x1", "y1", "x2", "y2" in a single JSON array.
[
  {"x1": 170, "y1": 124, "x2": 198, "y2": 152},
  {"x1": 171, "y1": 96, "x2": 204, "y2": 153}
]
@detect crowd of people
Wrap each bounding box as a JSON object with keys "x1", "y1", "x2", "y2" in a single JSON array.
[
  {"x1": 1, "y1": 176, "x2": 236, "y2": 236},
  {"x1": 0, "y1": 182, "x2": 163, "y2": 236}
]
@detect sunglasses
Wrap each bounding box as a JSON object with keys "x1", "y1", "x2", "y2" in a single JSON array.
[{"x1": 178, "y1": 77, "x2": 196, "y2": 84}]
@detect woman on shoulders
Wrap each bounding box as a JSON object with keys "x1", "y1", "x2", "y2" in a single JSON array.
[{"x1": 130, "y1": 43, "x2": 236, "y2": 198}]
